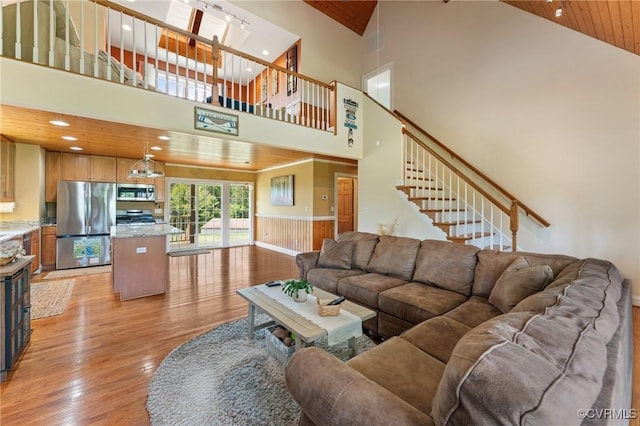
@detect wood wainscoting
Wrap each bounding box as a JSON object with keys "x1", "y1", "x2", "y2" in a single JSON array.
[{"x1": 256, "y1": 215, "x2": 334, "y2": 252}]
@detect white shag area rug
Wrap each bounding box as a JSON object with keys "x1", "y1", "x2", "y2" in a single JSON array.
[{"x1": 146, "y1": 315, "x2": 375, "y2": 426}]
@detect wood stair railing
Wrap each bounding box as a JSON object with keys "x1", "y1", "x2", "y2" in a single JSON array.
[{"x1": 395, "y1": 111, "x2": 550, "y2": 251}]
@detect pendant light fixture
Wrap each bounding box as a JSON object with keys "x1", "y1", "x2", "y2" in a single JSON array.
[{"x1": 128, "y1": 154, "x2": 164, "y2": 179}]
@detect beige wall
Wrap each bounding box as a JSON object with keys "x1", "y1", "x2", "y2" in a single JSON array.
[
  {"x1": 0, "y1": 144, "x2": 44, "y2": 221},
  {"x1": 312, "y1": 161, "x2": 357, "y2": 217},
  {"x1": 256, "y1": 161, "x2": 313, "y2": 217}
]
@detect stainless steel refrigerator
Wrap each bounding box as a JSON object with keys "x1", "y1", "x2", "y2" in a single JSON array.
[{"x1": 56, "y1": 181, "x2": 116, "y2": 269}]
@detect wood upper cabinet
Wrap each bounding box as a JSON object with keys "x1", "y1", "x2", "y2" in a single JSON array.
[
  {"x1": 90, "y1": 156, "x2": 117, "y2": 182},
  {"x1": 154, "y1": 162, "x2": 166, "y2": 202},
  {"x1": 62, "y1": 153, "x2": 91, "y2": 181},
  {"x1": 0, "y1": 136, "x2": 16, "y2": 202},
  {"x1": 45, "y1": 151, "x2": 62, "y2": 202},
  {"x1": 62, "y1": 153, "x2": 116, "y2": 182}
]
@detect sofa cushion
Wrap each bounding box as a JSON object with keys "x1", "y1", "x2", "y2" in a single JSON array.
[
  {"x1": 44, "y1": 0, "x2": 81, "y2": 46},
  {"x1": 337, "y1": 231, "x2": 379, "y2": 270},
  {"x1": 317, "y1": 238, "x2": 353, "y2": 270},
  {"x1": 432, "y1": 258, "x2": 623, "y2": 425},
  {"x1": 443, "y1": 296, "x2": 503, "y2": 328},
  {"x1": 400, "y1": 316, "x2": 471, "y2": 363},
  {"x1": 412, "y1": 240, "x2": 479, "y2": 296},
  {"x1": 337, "y1": 273, "x2": 407, "y2": 309},
  {"x1": 347, "y1": 337, "x2": 445, "y2": 416},
  {"x1": 306, "y1": 268, "x2": 365, "y2": 294},
  {"x1": 378, "y1": 283, "x2": 467, "y2": 325},
  {"x1": 488, "y1": 256, "x2": 554, "y2": 313},
  {"x1": 472, "y1": 249, "x2": 576, "y2": 298},
  {"x1": 366, "y1": 235, "x2": 421, "y2": 280}
]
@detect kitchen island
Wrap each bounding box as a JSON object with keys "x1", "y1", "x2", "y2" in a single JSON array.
[{"x1": 110, "y1": 224, "x2": 182, "y2": 301}]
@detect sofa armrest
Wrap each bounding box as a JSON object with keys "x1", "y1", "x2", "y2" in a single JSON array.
[
  {"x1": 296, "y1": 251, "x2": 320, "y2": 280},
  {"x1": 285, "y1": 347, "x2": 433, "y2": 426}
]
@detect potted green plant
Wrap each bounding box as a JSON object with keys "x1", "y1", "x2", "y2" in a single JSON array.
[{"x1": 282, "y1": 279, "x2": 313, "y2": 302}]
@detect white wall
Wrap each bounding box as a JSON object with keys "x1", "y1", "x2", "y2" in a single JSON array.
[
  {"x1": 359, "y1": 96, "x2": 447, "y2": 241},
  {"x1": 229, "y1": 0, "x2": 366, "y2": 88},
  {"x1": 361, "y1": 1, "x2": 640, "y2": 301}
]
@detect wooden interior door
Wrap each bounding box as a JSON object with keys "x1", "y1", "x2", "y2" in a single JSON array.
[{"x1": 337, "y1": 177, "x2": 354, "y2": 234}]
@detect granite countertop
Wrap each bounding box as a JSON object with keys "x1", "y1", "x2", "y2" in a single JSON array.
[
  {"x1": 110, "y1": 224, "x2": 183, "y2": 239},
  {"x1": 0, "y1": 221, "x2": 40, "y2": 243}
]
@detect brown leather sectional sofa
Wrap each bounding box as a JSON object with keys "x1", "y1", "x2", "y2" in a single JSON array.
[{"x1": 286, "y1": 232, "x2": 633, "y2": 425}]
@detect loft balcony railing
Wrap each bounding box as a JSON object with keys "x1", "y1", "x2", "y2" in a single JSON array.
[{"x1": 0, "y1": 0, "x2": 335, "y2": 132}]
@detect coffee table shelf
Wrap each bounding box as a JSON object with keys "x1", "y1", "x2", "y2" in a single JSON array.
[{"x1": 236, "y1": 285, "x2": 376, "y2": 354}]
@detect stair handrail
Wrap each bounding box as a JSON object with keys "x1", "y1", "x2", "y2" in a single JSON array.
[
  {"x1": 403, "y1": 128, "x2": 521, "y2": 249},
  {"x1": 395, "y1": 110, "x2": 550, "y2": 228}
]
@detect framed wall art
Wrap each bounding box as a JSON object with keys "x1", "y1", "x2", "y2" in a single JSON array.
[
  {"x1": 194, "y1": 107, "x2": 238, "y2": 136},
  {"x1": 270, "y1": 175, "x2": 294, "y2": 206}
]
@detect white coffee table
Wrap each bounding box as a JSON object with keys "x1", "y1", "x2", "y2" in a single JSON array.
[{"x1": 236, "y1": 284, "x2": 376, "y2": 354}]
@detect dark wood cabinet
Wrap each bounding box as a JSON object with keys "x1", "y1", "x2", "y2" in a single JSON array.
[{"x1": 1, "y1": 256, "x2": 33, "y2": 382}]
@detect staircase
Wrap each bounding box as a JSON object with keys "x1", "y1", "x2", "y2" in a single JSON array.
[
  {"x1": 397, "y1": 161, "x2": 510, "y2": 250},
  {"x1": 394, "y1": 112, "x2": 551, "y2": 251}
]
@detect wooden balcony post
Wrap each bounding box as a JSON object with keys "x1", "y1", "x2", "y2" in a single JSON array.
[
  {"x1": 211, "y1": 35, "x2": 220, "y2": 101},
  {"x1": 510, "y1": 200, "x2": 519, "y2": 252}
]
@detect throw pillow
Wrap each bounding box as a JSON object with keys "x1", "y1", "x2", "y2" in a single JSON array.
[
  {"x1": 317, "y1": 239, "x2": 353, "y2": 270},
  {"x1": 489, "y1": 256, "x2": 554, "y2": 313}
]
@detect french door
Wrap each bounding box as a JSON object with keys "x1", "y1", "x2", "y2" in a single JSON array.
[{"x1": 167, "y1": 179, "x2": 252, "y2": 251}]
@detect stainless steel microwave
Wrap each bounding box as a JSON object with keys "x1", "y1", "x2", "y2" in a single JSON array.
[{"x1": 116, "y1": 183, "x2": 155, "y2": 201}]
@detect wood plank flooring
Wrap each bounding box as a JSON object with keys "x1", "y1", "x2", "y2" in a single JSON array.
[
  {"x1": 1, "y1": 246, "x2": 639, "y2": 425},
  {"x1": 1, "y1": 246, "x2": 299, "y2": 425}
]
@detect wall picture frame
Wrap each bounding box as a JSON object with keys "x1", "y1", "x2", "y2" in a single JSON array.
[
  {"x1": 270, "y1": 175, "x2": 294, "y2": 206},
  {"x1": 194, "y1": 107, "x2": 238, "y2": 136}
]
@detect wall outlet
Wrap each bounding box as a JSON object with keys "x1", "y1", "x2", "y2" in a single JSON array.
[
  {"x1": 154, "y1": 208, "x2": 162, "y2": 214},
  {"x1": 136, "y1": 247, "x2": 147, "y2": 254}
]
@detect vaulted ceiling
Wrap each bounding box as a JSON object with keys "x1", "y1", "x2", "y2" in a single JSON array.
[{"x1": 304, "y1": 0, "x2": 640, "y2": 56}]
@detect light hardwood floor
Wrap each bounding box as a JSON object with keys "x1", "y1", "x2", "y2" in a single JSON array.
[{"x1": 1, "y1": 246, "x2": 638, "y2": 425}]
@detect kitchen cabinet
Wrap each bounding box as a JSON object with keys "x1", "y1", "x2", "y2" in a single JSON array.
[
  {"x1": 0, "y1": 136, "x2": 16, "y2": 202},
  {"x1": 90, "y1": 156, "x2": 117, "y2": 182},
  {"x1": 154, "y1": 162, "x2": 166, "y2": 202},
  {"x1": 1, "y1": 256, "x2": 33, "y2": 382},
  {"x1": 45, "y1": 152, "x2": 62, "y2": 202},
  {"x1": 62, "y1": 153, "x2": 116, "y2": 182},
  {"x1": 30, "y1": 230, "x2": 40, "y2": 274},
  {"x1": 62, "y1": 153, "x2": 91, "y2": 181},
  {"x1": 41, "y1": 226, "x2": 57, "y2": 269},
  {"x1": 112, "y1": 235, "x2": 168, "y2": 300}
]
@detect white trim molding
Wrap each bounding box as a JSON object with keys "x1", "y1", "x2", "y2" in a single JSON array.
[{"x1": 255, "y1": 241, "x2": 299, "y2": 257}]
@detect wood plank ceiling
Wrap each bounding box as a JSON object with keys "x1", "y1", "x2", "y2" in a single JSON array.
[
  {"x1": 503, "y1": 0, "x2": 640, "y2": 56},
  {"x1": 304, "y1": 0, "x2": 640, "y2": 56}
]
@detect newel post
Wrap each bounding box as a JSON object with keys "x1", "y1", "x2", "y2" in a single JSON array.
[
  {"x1": 509, "y1": 201, "x2": 519, "y2": 252},
  {"x1": 211, "y1": 35, "x2": 220, "y2": 100}
]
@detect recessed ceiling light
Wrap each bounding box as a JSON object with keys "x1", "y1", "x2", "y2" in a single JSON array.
[
  {"x1": 146, "y1": 153, "x2": 155, "y2": 158},
  {"x1": 150, "y1": 146, "x2": 162, "y2": 151},
  {"x1": 62, "y1": 136, "x2": 78, "y2": 141},
  {"x1": 50, "y1": 120, "x2": 69, "y2": 127},
  {"x1": 122, "y1": 24, "x2": 132, "y2": 31},
  {"x1": 158, "y1": 135, "x2": 170, "y2": 141},
  {"x1": 69, "y1": 146, "x2": 83, "y2": 151},
  {"x1": 262, "y1": 49, "x2": 269, "y2": 56}
]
